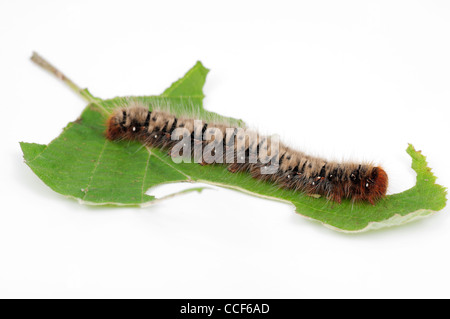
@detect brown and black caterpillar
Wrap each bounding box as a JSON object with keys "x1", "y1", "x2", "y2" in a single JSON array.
[{"x1": 106, "y1": 102, "x2": 388, "y2": 205}]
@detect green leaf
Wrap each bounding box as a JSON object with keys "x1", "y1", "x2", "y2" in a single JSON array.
[{"x1": 21, "y1": 60, "x2": 447, "y2": 232}]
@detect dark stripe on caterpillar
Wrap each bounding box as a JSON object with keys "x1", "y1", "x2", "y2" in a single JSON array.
[
  {"x1": 169, "y1": 118, "x2": 178, "y2": 133},
  {"x1": 279, "y1": 153, "x2": 285, "y2": 166},
  {"x1": 120, "y1": 110, "x2": 127, "y2": 130},
  {"x1": 202, "y1": 123, "x2": 208, "y2": 134},
  {"x1": 144, "y1": 111, "x2": 151, "y2": 128}
]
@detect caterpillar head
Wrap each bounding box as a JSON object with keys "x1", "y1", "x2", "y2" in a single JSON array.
[{"x1": 362, "y1": 167, "x2": 388, "y2": 205}]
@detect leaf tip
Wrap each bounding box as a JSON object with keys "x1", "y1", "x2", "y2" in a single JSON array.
[
  {"x1": 194, "y1": 60, "x2": 209, "y2": 73},
  {"x1": 19, "y1": 142, "x2": 47, "y2": 163}
]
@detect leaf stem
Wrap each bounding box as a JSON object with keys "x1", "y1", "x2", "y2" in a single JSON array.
[{"x1": 30, "y1": 52, "x2": 108, "y2": 114}]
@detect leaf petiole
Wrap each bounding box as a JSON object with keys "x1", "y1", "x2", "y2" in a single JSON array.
[{"x1": 30, "y1": 52, "x2": 108, "y2": 115}]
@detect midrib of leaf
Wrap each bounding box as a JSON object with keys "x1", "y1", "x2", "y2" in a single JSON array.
[{"x1": 146, "y1": 147, "x2": 192, "y2": 181}]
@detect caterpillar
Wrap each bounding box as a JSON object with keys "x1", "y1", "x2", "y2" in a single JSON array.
[{"x1": 106, "y1": 102, "x2": 388, "y2": 205}]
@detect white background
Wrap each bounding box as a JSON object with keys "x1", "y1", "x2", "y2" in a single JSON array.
[{"x1": 1, "y1": 0, "x2": 449, "y2": 298}]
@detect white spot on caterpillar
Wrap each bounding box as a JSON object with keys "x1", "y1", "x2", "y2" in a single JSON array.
[{"x1": 132, "y1": 127, "x2": 136, "y2": 132}]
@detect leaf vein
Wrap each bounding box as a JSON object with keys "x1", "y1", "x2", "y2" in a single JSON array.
[
  {"x1": 141, "y1": 150, "x2": 152, "y2": 202},
  {"x1": 146, "y1": 147, "x2": 191, "y2": 180},
  {"x1": 83, "y1": 139, "x2": 108, "y2": 200}
]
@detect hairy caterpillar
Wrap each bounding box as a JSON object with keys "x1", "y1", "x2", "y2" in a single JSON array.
[{"x1": 106, "y1": 102, "x2": 388, "y2": 205}]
